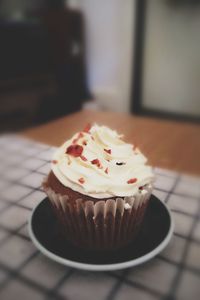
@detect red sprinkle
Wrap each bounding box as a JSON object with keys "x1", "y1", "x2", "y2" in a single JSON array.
[
  {"x1": 139, "y1": 186, "x2": 143, "y2": 190},
  {"x1": 83, "y1": 123, "x2": 91, "y2": 133},
  {"x1": 104, "y1": 149, "x2": 112, "y2": 155},
  {"x1": 91, "y1": 159, "x2": 100, "y2": 165},
  {"x1": 52, "y1": 160, "x2": 58, "y2": 164},
  {"x1": 127, "y1": 178, "x2": 137, "y2": 184},
  {"x1": 78, "y1": 132, "x2": 84, "y2": 139},
  {"x1": 91, "y1": 158, "x2": 102, "y2": 168},
  {"x1": 72, "y1": 138, "x2": 78, "y2": 144},
  {"x1": 105, "y1": 167, "x2": 109, "y2": 174},
  {"x1": 80, "y1": 155, "x2": 87, "y2": 161},
  {"x1": 72, "y1": 132, "x2": 84, "y2": 144},
  {"x1": 82, "y1": 140, "x2": 87, "y2": 146},
  {"x1": 66, "y1": 145, "x2": 83, "y2": 157},
  {"x1": 78, "y1": 177, "x2": 85, "y2": 184}
]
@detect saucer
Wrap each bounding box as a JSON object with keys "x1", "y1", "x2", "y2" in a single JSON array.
[{"x1": 28, "y1": 195, "x2": 174, "y2": 271}]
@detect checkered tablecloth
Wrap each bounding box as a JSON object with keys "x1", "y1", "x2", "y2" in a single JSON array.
[{"x1": 0, "y1": 134, "x2": 199, "y2": 300}]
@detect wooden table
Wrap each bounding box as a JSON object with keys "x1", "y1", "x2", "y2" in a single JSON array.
[{"x1": 22, "y1": 110, "x2": 200, "y2": 176}]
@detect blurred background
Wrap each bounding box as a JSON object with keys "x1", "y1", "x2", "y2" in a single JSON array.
[{"x1": 0, "y1": 0, "x2": 200, "y2": 132}]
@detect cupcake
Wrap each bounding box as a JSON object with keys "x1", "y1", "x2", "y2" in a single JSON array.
[{"x1": 43, "y1": 124, "x2": 154, "y2": 250}]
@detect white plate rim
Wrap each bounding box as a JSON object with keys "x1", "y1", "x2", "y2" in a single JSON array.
[{"x1": 28, "y1": 198, "x2": 174, "y2": 271}]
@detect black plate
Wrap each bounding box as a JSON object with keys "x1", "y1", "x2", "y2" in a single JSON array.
[{"x1": 29, "y1": 195, "x2": 173, "y2": 271}]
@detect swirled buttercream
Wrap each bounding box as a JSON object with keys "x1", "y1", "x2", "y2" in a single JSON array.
[{"x1": 51, "y1": 124, "x2": 154, "y2": 198}]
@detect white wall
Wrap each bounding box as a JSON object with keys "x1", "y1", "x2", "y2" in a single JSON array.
[
  {"x1": 143, "y1": 0, "x2": 200, "y2": 117},
  {"x1": 70, "y1": 0, "x2": 200, "y2": 117},
  {"x1": 69, "y1": 0, "x2": 135, "y2": 112}
]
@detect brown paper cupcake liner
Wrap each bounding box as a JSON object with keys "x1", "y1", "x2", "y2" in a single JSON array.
[{"x1": 43, "y1": 182, "x2": 152, "y2": 250}]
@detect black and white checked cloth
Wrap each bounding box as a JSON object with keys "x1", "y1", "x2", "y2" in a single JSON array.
[{"x1": 0, "y1": 134, "x2": 199, "y2": 300}]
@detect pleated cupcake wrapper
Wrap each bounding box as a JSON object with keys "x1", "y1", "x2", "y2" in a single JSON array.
[{"x1": 43, "y1": 182, "x2": 152, "y2": 250}]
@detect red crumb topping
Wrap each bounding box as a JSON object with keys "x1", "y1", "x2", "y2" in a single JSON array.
[
  {"x1": 91, "y1": 159, "x2": 100, "y2": 165},
  {"x1": 91, "y1": 158, "x2": 102, "y2": 168},
  {"x1": 80, "y1": 155, "x2": 87, "y2": 161},
  {"x1": 82, "y1": 140, "x2": 87, "y2": 146},
  {"x1": 78, "y1": 177, "x2": 85, "y2": 184},
  {"x1": 52, "y1": 160, "x2": 58, "y2": 164},
  {"x1": 66, "y1": 145, "x2": 83, "y2": 157},
  {"x1": 78, "y1": 132, "x2": 84, "y2": 139},
  {"x1": 105, "y1": 167, "x2": 109, "y2": 174},
  {"x1": 83, "y1": 123, "x2": 91, "y2": 133},
  {"x1": 72, "y1": 132, "x2": 84, "y2": 144},
  {"x1": 72, "y1": 138, "x2": 78, "y2": 144},
  {"x1": 104, "y1": 148, "x2": 112, "y2": 154},
  {"x1": 127, "y1": 178, "x2": 137, "y2": 184}
]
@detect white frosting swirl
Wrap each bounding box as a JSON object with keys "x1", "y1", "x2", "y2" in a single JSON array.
[{"x1": 51, "y1": 124, "x2": 154, "y2": 198}]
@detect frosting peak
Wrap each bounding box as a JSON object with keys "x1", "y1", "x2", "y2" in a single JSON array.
[{"x1": 51, "y1": 124, "x2": 154, "y2": 198}]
